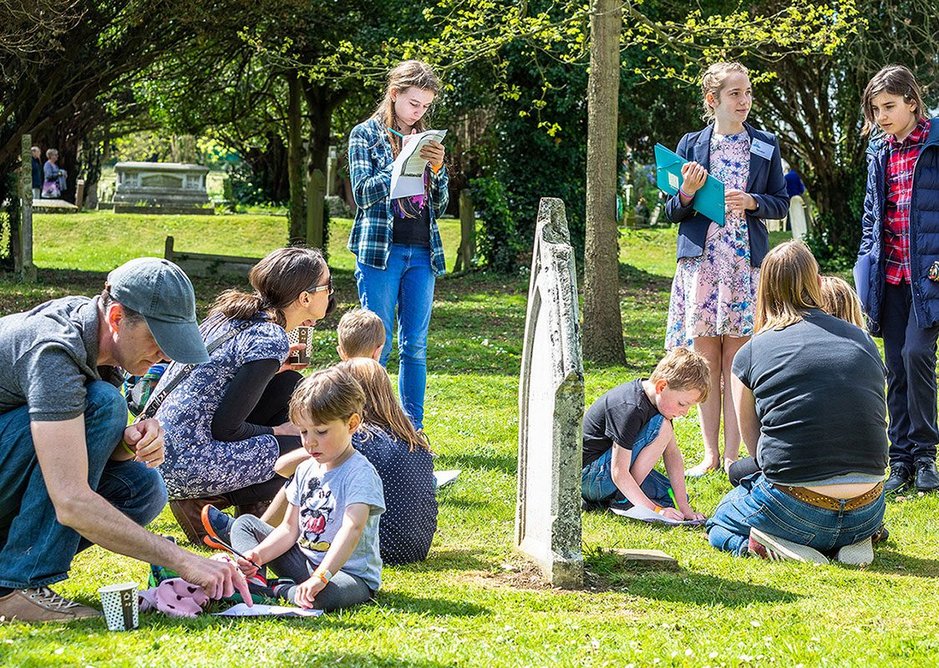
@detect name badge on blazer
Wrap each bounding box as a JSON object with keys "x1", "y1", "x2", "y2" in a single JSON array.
[{"x1": 750, "y1": 138, "x2": 774, "y2": 160}]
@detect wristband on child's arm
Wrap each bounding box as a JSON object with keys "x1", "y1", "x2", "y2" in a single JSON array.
[
  {"x1": 679, "y1": 188, "x2": 693, "y2": 200},
  {"x1": 652, "y1": 505, "x2": 663, "y2": 515},
  {"x1": 313, "y1": 567, "x2": 333, "y2": 585},
  {"x1": 120, "y1": 439, "x2": 136, "y2": 458}
]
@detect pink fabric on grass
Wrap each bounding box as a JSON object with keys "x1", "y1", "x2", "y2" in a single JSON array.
[{"x1": 138, "y1": 578, "x2": 209, "y2": 618}]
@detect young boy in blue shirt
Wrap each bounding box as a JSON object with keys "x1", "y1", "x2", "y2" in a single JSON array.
[{"x1": 581, "y1": 348, "x2": 710, "y2": 520}]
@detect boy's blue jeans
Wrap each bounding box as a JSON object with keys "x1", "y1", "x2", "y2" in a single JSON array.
[
  {"x1": 355, "y1": 244, "x2": 435, "y2": 430},
  {"x1": 706, "y1": 472, "x2": 885, "y2": 556},
  {"x1": 0, "y1": 381, "x2": 168, "y2": 589},
  {"x1": 580, "y1": 414, "x2": 673, "y2": 508}
]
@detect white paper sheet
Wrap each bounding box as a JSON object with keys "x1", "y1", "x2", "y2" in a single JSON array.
[
  {"x1": 214, "y1": 603, "x2": 323, "y2": 618},
  {"x1": 609, "y1": 503, "x2": 706, "y2": 526},
  {"x1": 389, "y1": 130, "x2": 447, "y2": 199}
]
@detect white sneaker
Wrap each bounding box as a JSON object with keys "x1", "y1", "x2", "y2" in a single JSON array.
[
  {"x1": 834, "y1": 537, "x2": 874, "y2": 566},
  {"x1": 748, "y1": 528, "x2": 830, "y2": 564}
]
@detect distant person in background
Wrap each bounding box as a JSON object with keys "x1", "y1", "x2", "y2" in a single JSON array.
[
  {"x1": 30, "y1": 147, "x2": 42, "y2": 200},
  {"x1": 42, "y1": 149, "x2": 67, "y2": 199},
  {"x1": 784, "y1": 165, "x2": 806, "y2": 198},
  {"x1": 348, "y1": 60, "x2": 448, "y2": 432}
]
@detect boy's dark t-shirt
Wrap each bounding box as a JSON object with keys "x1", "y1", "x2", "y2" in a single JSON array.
[{"x1": 582, "y1": 379, "x2": 660, "y2": 467}]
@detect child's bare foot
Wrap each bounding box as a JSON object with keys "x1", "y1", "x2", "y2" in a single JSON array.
[{"x1": 685, "y1": 460, "x2": 718, "y2": 477}]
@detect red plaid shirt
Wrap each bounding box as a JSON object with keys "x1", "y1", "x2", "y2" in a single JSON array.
[{"x1": 884, "y1": 118, "x2": 931, "y2": 285}]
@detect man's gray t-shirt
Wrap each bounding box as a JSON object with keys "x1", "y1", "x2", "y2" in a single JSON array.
[
  {"x1": 287, "y1": 450, "x2": 385, "y2": 591},
  {"x1": 0, "y1": 296, "x2": 106, "y2": 421},
  {"x1": 732, "y1": 309, "x2": 889, "y2": 484}
]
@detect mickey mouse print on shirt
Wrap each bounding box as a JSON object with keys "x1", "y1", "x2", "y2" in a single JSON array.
[{"x1": 298, "y1": 476, "x2": 334, "y2": 554}]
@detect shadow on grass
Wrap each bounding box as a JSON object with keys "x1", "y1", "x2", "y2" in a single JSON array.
[
  {"x1": 438, "y1": 452, "x2": 517, "y2": 475},
  {"x1": 374, "y1": 591, "x2": 489, "y2": 617},
  {"x1": 396, "y1": 548, "x2": 495, "y2": 573},
  {"x1": 617, "y1": 262, "x2": 673, "y2": 292},
  {"x1": 867, "y1": 549, "x2": 939, "y2": 578},
  {"x1": 587, "y1": 561, "x2": 799, "y2": 607}
]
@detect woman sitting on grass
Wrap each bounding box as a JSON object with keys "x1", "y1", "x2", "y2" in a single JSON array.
[
  {"x1": 156, "y1": 247, "x2": 335, "y2": 543},
  {"x1": 706, "y1": 241, "x2": 888, "y2": 565}
]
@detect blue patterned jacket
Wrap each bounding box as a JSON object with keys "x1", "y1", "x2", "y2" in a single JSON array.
[{"x1": 347, "y1": 117, "x2": 449, "y2": 276}]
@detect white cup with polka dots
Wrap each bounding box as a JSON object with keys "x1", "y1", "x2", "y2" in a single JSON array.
[{"x1": 98, "y1": 582, "x2": 139, "y2": 631}]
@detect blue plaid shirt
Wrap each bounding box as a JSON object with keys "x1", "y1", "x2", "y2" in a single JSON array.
[{"x1": 348, "y1": 118, "x2": 449, "y2": 276}]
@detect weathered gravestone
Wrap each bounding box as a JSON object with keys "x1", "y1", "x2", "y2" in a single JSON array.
[
  {"x1": 113, "y1": 162, "x2": 212, "y2": 215},
  {"x1": 515, "y1": 197, "x2": 585, "y2": 588}
]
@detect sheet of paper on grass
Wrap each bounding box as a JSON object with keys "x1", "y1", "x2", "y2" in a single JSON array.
[
  {"x1": 389, "y1": 130, "x2": 447, "y2": 199},
  {"x1": 215, "y1": 603, "x2": 323, "y2": 618},
  {"x1": 433, "y1": 469, "x2": 460, "y2": 490},
  {"x1": 609, "y1": 503, "x2": 705, "y2": 526}
]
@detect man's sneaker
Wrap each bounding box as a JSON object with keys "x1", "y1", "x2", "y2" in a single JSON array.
[
  {"x1": 885, "y1": 463, "x2": 914, "y2": 494},
  {"x1": 0, "y1": 587, "x2": 100, "y2": 623},
  {"x1": 747, "y1": 528, "x2": 829, "y2": 564},
  {"x1": 201, "y1": 504, "x2": 235, "y2": 546},
  {"x1": 915, "y1": 459, "x2": 939, "y2": 492},
  {"x1": 834, "y1": 537, "x2": 874, "y2": 566}
]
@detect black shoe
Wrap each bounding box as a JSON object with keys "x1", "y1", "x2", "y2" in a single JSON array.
[
  {"x1": 871, "y1": 524, "x2": 889, "y2": 545},
  {"x1": 885, "y1": 463, "x2": 914, "y2": 494},
  {"x1": 915, "y1": 459, "x2": 939, "y2": 492},
  {"x1": 581, "y1": 497, "x2": 609, "y2": 512}
]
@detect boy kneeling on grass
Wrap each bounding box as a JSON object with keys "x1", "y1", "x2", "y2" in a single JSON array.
[
  {"x1": 581, "y1": 348, "x2": 709, "y2": 521},
  {"x1": 230, "y1": 366, "x2": 385, "y2": 611}
]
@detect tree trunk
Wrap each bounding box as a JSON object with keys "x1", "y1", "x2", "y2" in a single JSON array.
[
  {"x1": 582, "y1": 0, "x2": 625, "y2": 365},
  {"x1": 287, "y1": 70, "x2": 306, "y2": 244}
]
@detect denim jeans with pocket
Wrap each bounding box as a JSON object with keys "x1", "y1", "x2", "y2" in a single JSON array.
[
  {"x1": 0, "y1": 381, "x2": 168, "y2": 588},
  {"x1": 580, "y1": 414, "x2": 673, "y2": 507},
  {"x1": 355, "y1": 244, "x2": 435, "y2": 430},
  {"x1": 706, "y1": 472, "x2": 886, "y2": 556}
]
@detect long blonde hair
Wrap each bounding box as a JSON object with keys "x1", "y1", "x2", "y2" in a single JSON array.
[
  {"x1": 755, "y1": 240, "x2": 824, "y2": 333},
  {"x1": 820, "y1": 276, "x2": 865, "y2": 328},
  {"x1": 372, "y1": 60, "x2": 441, "y2": 157},
  {"x1": 338, "y1": 358, "x2": 429, "y2": 452}
]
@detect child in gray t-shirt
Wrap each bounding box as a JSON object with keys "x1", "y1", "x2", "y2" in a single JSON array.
[{"x1": 230, "y1": 367, "x2": 385, "y2": 611}]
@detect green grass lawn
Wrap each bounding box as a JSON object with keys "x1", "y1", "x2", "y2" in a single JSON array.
[{"x1": 0, "y1": 215, "x2": 937, "y2": 666}]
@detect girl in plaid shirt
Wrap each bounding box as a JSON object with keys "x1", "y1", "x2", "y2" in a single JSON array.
[
  {"x1": 856, "y1": 64, "x2": 939, "y2": 494},
  {"x1": 347, "y1": 60, "x2": 449, "y2": 432}
]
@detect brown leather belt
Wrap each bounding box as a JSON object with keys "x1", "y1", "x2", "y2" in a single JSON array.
[{"x1": 772, "y1": 482, "x2": 884, "y2": 511}]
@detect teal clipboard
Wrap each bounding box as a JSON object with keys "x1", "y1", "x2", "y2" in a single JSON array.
[{"x1": 654, "y1": 143, "x2": 726, "y2": 226}]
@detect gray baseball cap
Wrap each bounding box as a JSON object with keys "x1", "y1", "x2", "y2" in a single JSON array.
[{"x1": 106, "y1": 257, "x2": 209, "y2": 364}]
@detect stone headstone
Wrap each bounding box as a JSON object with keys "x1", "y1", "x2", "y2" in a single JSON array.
[
  {"x1": 113, "y1": 162, "x2": 212, "y2": 215},
  {"x1": 515, "y1": 197, "x2": 585, "y2": 588}
]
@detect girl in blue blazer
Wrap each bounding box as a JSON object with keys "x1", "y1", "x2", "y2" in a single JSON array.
[{"x1": 664, "y1": 62, "x2": 788, "y2": 477}]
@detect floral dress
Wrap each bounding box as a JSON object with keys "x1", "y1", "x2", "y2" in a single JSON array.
[
  {"x1": 156, "y1": 314, "x2": 290, "y2": 499},
  {"x1": 666, "y1": 131, "x2": 759, "y2": 349}
]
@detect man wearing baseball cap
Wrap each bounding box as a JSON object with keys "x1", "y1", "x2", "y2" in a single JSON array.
[{"x1": 0, "y1": 258, "x2": 250, "y2": 623}]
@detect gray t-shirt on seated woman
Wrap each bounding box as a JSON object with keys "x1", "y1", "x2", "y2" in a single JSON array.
[{"x1": 732, "y1": 309, "x2": 888, "y2": 485}]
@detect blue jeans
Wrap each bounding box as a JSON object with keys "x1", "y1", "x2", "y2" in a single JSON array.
[
  {"x1": 580, "y1": 414, "x2": 672, "y2": 507},
  {"x1": 355, "y1": 244, "x2": 435, "y2": 430},
  {"x1": 706, "y1": 472, "x2": 886, "y2": 556},
  {"x1": 230, "y1": 514, "x2": 373, "y2": 612},
  {"x1": 0, "y1": 381, "x2": 168, "y2": 588}
]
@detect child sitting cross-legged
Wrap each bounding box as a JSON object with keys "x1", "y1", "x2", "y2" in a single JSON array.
[
  {"x1": 581, "y1": 348, "x2": 710, "y2": 520},
  {"x1": 230, "y1": 366, "x2": 385, "y2": 611}
]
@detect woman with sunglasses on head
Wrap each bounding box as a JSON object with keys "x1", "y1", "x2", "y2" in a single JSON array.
[
  {"x1": 348, "y1": 60, "x2": 447, "y2": 432},
  {"x1": 155, "y1": 247, "x2": 336, "y2": 544}
]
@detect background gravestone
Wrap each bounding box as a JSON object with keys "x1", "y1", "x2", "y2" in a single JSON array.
[{"x1": 515, "y1": 197, "x2": 585, "y2": 588}]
